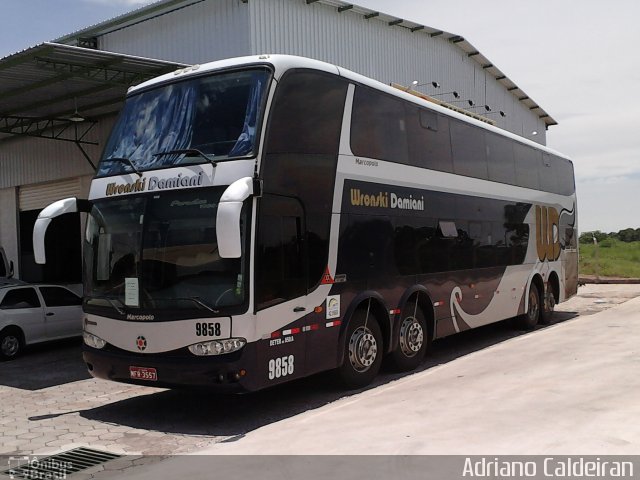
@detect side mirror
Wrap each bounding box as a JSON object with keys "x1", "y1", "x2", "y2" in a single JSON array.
[
  {"x1": 33, "y1": 198, "x2": 91, "y2": 264},
  {"x1": 8, "y1": 261, "x2": 14, "y2": 279},
  {"x1": 216, "y1": 177, "x2": 254, "y2": 258}
]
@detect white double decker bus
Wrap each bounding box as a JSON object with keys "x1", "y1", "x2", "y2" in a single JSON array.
[{"x1": 34, "y1": 55, "x2": 577, "y2": 391}]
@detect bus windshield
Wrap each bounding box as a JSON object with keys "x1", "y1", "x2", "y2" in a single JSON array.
[
  {"x1": 97, "y1": 68, "x2": 271, "y2": 177},
  {"x1": 83, "y1": 187, "x2": 248, "y2": 316}
]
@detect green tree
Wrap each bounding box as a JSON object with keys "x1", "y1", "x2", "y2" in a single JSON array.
[
  {"x1": 579, "y1": 230, "x2": 609, "y2": 244},
  {"x1": 617, "y1": 228, "x2": 638, "y2": 242}
]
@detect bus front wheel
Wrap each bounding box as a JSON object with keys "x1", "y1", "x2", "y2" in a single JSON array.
[{"x1": 337, "y1": 309, "x2": 383, "y2": 389}]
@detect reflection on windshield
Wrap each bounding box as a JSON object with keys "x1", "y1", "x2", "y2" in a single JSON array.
[
  {"x1": 84, "y1": 188, "x2": 247, "y2": 314},
  {"x1": 98, "y1": 68, "x2": 270, "y2": 177}
]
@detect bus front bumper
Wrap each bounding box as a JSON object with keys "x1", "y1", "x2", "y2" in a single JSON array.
[{"x1": 82, "y1": 345, "x2": 257, "y2": 392}]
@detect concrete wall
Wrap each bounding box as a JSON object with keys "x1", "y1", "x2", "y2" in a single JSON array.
[
  {"x1": 0, "y1": 116, "x2": 116, "y2": 190},
  {"x1": 94, "y1": 0, "x2": 546, "y2": 143},
  {"x1": 248, "y1": 0, "x2": 546, "y2": 143},
  {"x1": 99, "y1": 0, "x2": 251, "y2": 65}
]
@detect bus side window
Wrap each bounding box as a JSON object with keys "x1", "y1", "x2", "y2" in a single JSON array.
[
  {"x1": 450, "y1": 120, "x2": 488, "y2": 180},
  {"x1": 263, "y1": 70, "x2": 348, "y2": 292},
  {"x1": 555, "y1": 156, "x2": 576, "y2": 196},
  {"x1": 406, "y1": 106, "x2": 453, "y2": 173},
  {"x1": 514, "y1": 143, "x2": 540, "y2": 190},
  {"x1": 350, "y1": 86, "x2": 409, "y2": 164},
  {"x1": 266, "y1": 70, "x2": 346, "y2": 155},
  {"x1": 486, "y1": 131, "x2": 516, "y2": 185},
  {"x1": 539, "y1": 153, "x2": 560, "y2": 194},
  {"x1": 255, "y1": 195, "x2": 306, "y2": 310}
]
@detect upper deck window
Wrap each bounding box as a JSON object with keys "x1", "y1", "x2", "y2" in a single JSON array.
[{"x1": 98, "y1": 68, "x2": 271, "y2": 177}]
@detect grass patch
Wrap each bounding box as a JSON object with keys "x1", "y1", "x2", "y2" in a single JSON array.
[{"x1": 580, "y1": 240, "x2": 640, "y2": 277}]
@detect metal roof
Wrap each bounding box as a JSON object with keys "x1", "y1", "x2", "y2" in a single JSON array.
[
  {"x1": 0, "y1": 42, "x2": 185, "y2": 145},
  {"x1": 54, "y1": 0, "x2": 557, "y2": 128}
]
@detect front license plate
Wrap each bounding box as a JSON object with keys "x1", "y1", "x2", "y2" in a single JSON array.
[{"x1": 129, "y1": 366, "x2": 157, "y2": 381}]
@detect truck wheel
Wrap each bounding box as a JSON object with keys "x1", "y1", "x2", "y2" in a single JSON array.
[
  {"x1": 389, "y1": 301, "x2": 428, "y2": 371},
  {"x1": 337, "y1": 309, "x2": 383, "y2": 389}
]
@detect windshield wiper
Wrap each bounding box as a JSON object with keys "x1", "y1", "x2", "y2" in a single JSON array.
[
  {"x1": 103, "y1": 157, "x2": 142, "y2": 178},
  {"x1": 189, "y1": 296, "x2": 219, "y2": 313},
  {"x1": 153, "y1": 149, "x2": 217, "y2": 168},
  {"x1": 87, "y1": 295, "x2": 126, "y2": 315},
  {"x1": 152, "y1": 296, "x2": 220, "y2": 313}
]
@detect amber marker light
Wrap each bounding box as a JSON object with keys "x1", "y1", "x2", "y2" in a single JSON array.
[{"x1": 314, "y1": 306, "x2": 323, "y2": 313}]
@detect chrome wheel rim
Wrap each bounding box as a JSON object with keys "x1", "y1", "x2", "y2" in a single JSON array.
[
  {"x1": 399, "y1": 316, "x2": 424, "y2": 357},
  {"x1": 348, "y1": 326, "x2": 378, "y2": 372},
  {"x1": 1, "y1": 335, "x2": 19, "y2": 357}
]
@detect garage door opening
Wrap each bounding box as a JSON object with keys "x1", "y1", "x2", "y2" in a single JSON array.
[{"x1": 19, "y1": 210, "x2": 82, "y2": 283}]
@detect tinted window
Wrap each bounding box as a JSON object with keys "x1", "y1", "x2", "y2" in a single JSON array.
[
  {"x1": 0, "y1": 288, "x2": 41, "y2": 309},
  {"x1": 450, "y1": 120, "x2": 488, "y2": 179},
  {"x1": 256, "y1": 195, "x2": 306, "y2": 310},
  {"x1": 539, "y1": 154, "x2": 560, "y2": 193},
  {"x1": 338, "y1": 214, "x2": 396, "y2": 280},
  {"x1": 486, "y1": 132, "x2": 516, "y2": 184},
  {"x1": 267, "y1": 70, "x2": 348, "y2": 155},
  {"x1": 406, "y1": 107, "x2": 453, "y2": 172},
  {"x1": 351, "y1": 86, "x2": 409, "y2": 163},
  {"x1": 555, "y1": 157, "x2": 576, "y2": 195},
  {"x1": 514, "y1": 144, "x2": 540, "y2": 189},
  {"x1": 263, "y1": 71, "x2": 347, "y2": 291},
  {"x1": 393, "y1": 217, "x2": 440, "y2": 274},
  {"x1": 39, "y1": 287, "x2": 82, "y2": 307}
]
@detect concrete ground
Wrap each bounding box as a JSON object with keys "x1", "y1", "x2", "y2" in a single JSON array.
[
  {"x1": 155, "y1": 284, "x2": 640, "y2": 458},
  {"x1": 1, "y1": 284, "x2": 640, "y2": 479}
]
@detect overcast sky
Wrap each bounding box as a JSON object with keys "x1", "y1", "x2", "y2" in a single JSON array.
[{"x1": 1, "y1": 0, "x2": 639, "y2": 233}]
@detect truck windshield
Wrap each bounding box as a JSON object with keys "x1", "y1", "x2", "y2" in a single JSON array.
[
  {"x1": 83, "y1": 187, "x2": 248, "y2": 317},
  {"x1": 98, "y1": 68, "x2": 271, "y2": 177}
]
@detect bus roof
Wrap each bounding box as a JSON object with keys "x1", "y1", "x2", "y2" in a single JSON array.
[{"x1": 130, "y1": 54, "x2": 571, "y2": 163}]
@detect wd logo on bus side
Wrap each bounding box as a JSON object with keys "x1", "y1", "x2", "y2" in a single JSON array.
[
  {"x1": 536, "y1": 205, "x2": 561, "y2": 262},
  {"x1": 350, "y1": 188, "x2": 424, "y2": 211}
]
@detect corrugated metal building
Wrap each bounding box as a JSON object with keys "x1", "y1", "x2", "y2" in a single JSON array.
[{"x1": 0, "y1": 0, "x2": 557, "y2": 282}]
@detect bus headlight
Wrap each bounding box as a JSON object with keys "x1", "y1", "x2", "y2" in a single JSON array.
[
  {"x1": 83, "y1": 332, "x2": 107, "y2": 349},
  {"x1": 188, "y1": 338, "x2": 246, "y2": 356}
]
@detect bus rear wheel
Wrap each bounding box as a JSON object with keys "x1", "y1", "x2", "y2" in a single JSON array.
[
  {"x1": 539, "y1": 287, "x2": 556, "y2": 325},
  {"x1": 337, "y1": 309, "x2": 383, "y2": 389},
  {"x1": 389, "y1": 302, "x2": 428, "y2": 371},
  {"x1": 516, "y1": 283, "x2": 541, "y2": 330}
]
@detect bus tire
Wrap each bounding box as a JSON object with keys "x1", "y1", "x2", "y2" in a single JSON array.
[
  {"x1": 516, "y1": 283, "x2": 541, "y2": 330},
  {"x1": 389, "y1": 301, "x2": 428, "y2": 372},
  {"x1": 539, "y1": 286, "x2": 556, "y2": 325},
  {"x1": 0, "y1": 327, "x2": 24, "y2": 361},
  {"x1": 337, "y1": 309, "x2": 383, "y2": 389}
]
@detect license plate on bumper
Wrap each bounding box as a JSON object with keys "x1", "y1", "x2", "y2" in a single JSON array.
[{"x1": 129, "y1": 366, "x2": 157, "y2": 381}]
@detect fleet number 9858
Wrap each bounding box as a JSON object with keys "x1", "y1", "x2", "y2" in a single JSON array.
[
  {"x1": 195, "y1": 322, "x2": 221, "y2": 337},
  {"x1": 268, "y1": 355, "x2": 295, "y2": 380}
]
